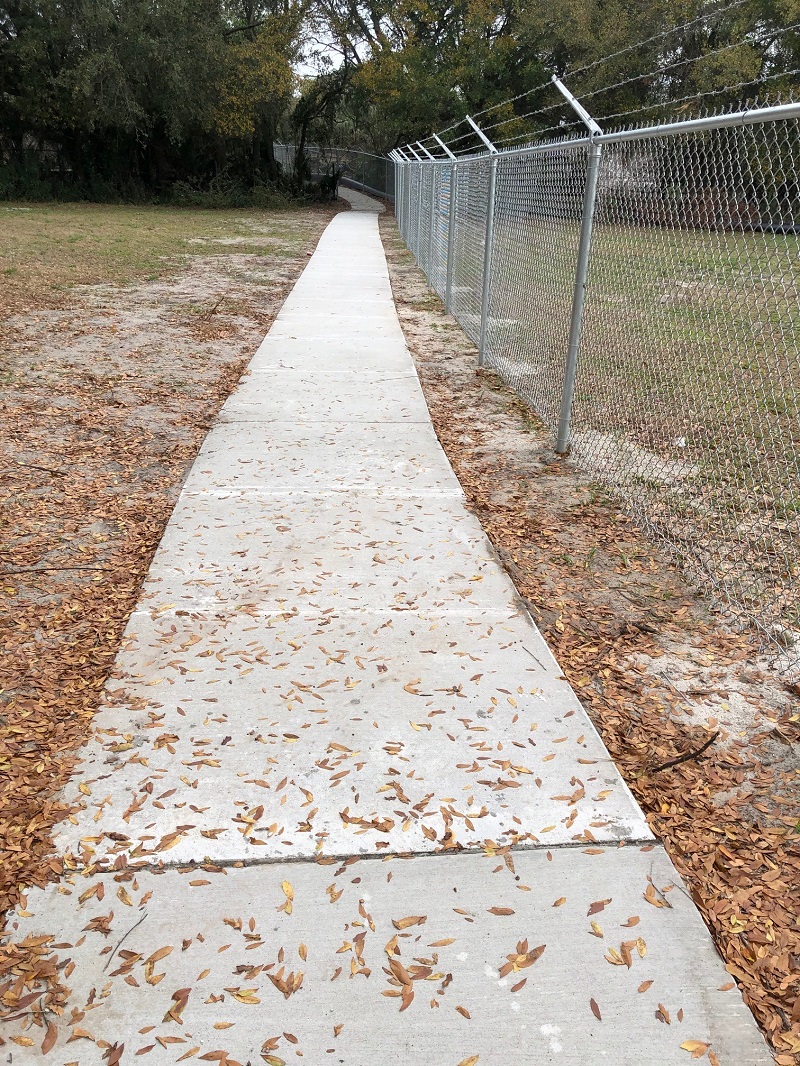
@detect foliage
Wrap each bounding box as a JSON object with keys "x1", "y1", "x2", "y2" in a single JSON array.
[
  {"x1": 1, "y1": 0, "x2": 797, "y2": 198},
  {"x1": 300, "y1": 0, "x2": 799, "y2": 152},
  {"x1": 0, "y1": 0, "x2": 305, "y2": 201}
]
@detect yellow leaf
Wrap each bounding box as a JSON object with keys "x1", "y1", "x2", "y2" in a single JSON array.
[{"x1": 680, "y1": 1042, "x2": 711, "y2": 1058}]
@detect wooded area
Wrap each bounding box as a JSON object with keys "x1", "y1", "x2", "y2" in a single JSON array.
[{"x1": 0, "y1": 0, "x2": 798, "y2": 201}]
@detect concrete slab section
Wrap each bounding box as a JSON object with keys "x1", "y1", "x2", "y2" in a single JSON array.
[
  {"x1": 4, "y1": 847, "x2": 768, "y2": 1064},
  {"x1": 266, "y1": 318, "x2": 405, "y2": 341},
  {"x1": 135, "y1": 493, "x2": 520, "y2": 611},
  {"x1": 249, "y1": 336, "x2": 413, "y2": 374},
  {"x1": 219, "y1": 371, "x2": 430, "y2": 423},
  {"x1": 179, "y1": 422, "x2": 464, "y2": 497},
  {"x1": 54, "y1": 608, "x2": 650, "y2": 864},
  {"x1": 340, "y1": 187, "x2": 385, "y2": 211}
]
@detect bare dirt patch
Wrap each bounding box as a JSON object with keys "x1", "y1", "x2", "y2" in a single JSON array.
[
  {"x1": 0, "y1": 203, "x2": 338, "y2": 928},
  {"x1": 380, "y1": 213, "x2": 800, "y2": 1063}
]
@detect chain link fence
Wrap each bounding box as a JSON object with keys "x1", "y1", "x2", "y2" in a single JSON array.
[
  {"x1": 274, "y1": 143, "x2": 394, "y2": 200},
  {"x1": 394, "y1": 103, "x2": 800, "y2": 668}
]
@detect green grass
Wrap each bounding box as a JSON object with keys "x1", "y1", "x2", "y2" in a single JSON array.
[
  {"x1": 472, "y1": 216, "x2": 800, "y2": 630},
  {"x1": 0, "y1": 202, "x2": 327, "y2": 317}
]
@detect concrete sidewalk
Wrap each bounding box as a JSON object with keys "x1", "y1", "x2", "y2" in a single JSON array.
[{"x1": 3, "y1": 192, "x2": 768, "y2": 1064}]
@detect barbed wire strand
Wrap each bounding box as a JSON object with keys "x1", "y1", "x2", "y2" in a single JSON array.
[
  {"x1": 597, "y1": 64, "x2": 800, "y2": 126},
  {"x1": 493, "y1": 120, "x2": 585, "y2": 150},
  {"x1": 470, "y1": 77, "x2": 557, "y2": 122},
  {"x1": 568, "y1": 0, "x2": 752, "y2": 79},
  {"x1": 468, "y1": 0, "x2": 755, "y2": 126},
  {"x1": 417, "y1": 10, "x2": 798, "y2": 153},
  {"x1": 480, "y1": 97, "x2": 573, "y2": 136},
  {"x1": 577, "y1": 21, "x2": 800, "y2": 104}
]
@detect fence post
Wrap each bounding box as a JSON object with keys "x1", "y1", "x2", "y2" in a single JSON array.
[
  {"x1": 466, "y1": 116, "x2": 499, "y2": 368},
  {"x1": 428, "y1": 169, "x2": 437, "y2": 282},
  {"x1": 388, "y1": 152, "x2": 400, "y2": 227},
  {"x1": 551, "y1": 76, "x2": 603, "y2": 455},
  {"x1": 479, "y1": 156, "x2": 498, "y2": 367}
]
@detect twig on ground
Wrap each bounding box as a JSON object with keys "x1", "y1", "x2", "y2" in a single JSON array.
[
  {"x1": 4, "y1": 566, "x2": 115, "y2": 574},
  {"x1": 650, "y1": 731, "x2": 720, "y2": 773},
  {"x1": 103, "y1": 912, "x2": 148, "y2": 972}
]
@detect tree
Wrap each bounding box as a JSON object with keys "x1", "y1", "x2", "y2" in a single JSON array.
[{"x1": 0, "y1": 0, "x2": 305, "y2": 198}]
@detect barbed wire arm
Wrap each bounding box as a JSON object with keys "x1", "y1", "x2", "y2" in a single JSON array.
[{"x1": 432, "y1": 134, "x2": 456, "y2": 160}]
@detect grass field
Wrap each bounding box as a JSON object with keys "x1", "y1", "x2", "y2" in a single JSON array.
[{"x1": 0, "y1": 202, "x2": 322, "y2": 320}]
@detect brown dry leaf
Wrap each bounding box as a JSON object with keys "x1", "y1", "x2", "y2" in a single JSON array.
[
  {"x1": 680, "y1": 1041, "x2": 711, "y2": 1058},
  {"x1": 68, "y1": 1028, "x2": 96, "y2": 1043},
  {"x1": 498, "y1": 941, "x2": 546, "y2": 977},
  {"x1": 42, "y1": 1022, "x2": 58, "y2": 1056},
  {"x1": 458, "y1": 1058, "x2": 480, "y2": 1066},
  {"x1": 146, "y1": 946, "x2": 173, "y2": 964},
  {"x1": 590, "y1": 998, "x2": 602, "y2": 1021},
  {"x1": 392, "y1": 915, "x2": 427, "y2": 930},
  {"x1": 487, "y1": 907, "x2": 514, "y2": 916},
  {"x1": 587, "y1": 899, "x2": 611, "y2": 916}
]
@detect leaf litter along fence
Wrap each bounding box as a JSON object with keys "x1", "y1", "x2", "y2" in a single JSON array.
[{"x1": 391, "y1": 88, "x2": 800, "y2": 669}]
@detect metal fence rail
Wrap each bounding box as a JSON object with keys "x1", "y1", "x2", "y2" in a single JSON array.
[{"x1": 392, "y1": 97, "x2": 800, "y2": 667}]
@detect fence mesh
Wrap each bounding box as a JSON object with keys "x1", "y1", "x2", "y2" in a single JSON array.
[
  {"x1": 489, "y1": 145, "x2": 589, "y2": 429},
  {"x1": 274, "y1": 144, "x2": 394, "y2": 199},
  {"x1": 395, "y1": 108, "x2": 800, "y2": 667},
  {"x1": 451, "y1": 157, "x2": 491, "y2": 346}
]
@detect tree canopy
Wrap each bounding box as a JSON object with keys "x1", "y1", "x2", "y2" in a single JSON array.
[{"x1": 0, "y1": 0, "x2": 797, "y2": 199}]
